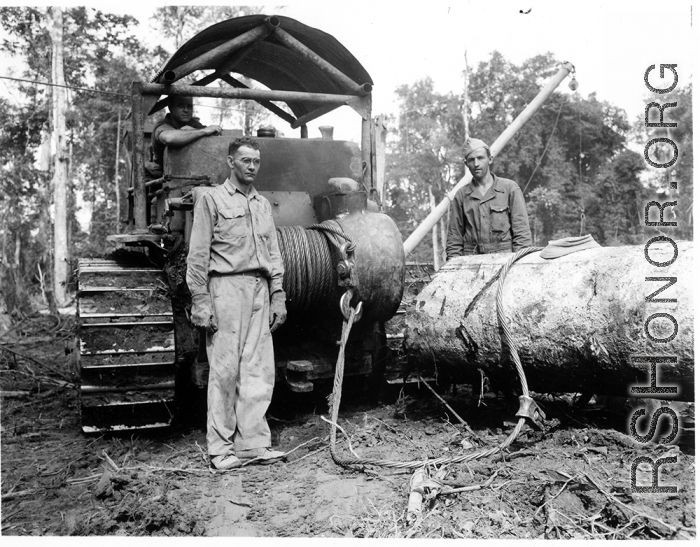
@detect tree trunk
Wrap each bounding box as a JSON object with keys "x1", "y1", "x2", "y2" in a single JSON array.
[
  {"x1": 439, "y1": 214, "x2": 447, "y2": 264},
  {"x1": 428, "y1": 186, "x2": 440, "y2": 271},
  {"x1": 462, "y1": 49, "x2": 470, "y2": 138},
  {"x1": 46, "y1": 7, "x2": 69, "y2": 307},
  {"x1": 115, "y1": 109, "x2": 122, "y2": 232},
  {"x1": 405, "y1": 242, "x2": 694, "y2": 400}
]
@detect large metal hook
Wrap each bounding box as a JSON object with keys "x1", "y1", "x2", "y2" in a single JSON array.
[{"x1": 340, "y1": 289, "x2": 363, "y2": 323}]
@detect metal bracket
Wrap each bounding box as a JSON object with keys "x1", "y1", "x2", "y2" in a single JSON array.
[
  {"x1": 515, "y1": 395, "x2": 546, "y2": 430},
  {"x1": 340, "y1": 289, "x2": 363, "y2": 323},
  {"x1": 337, "y1": 243, "x2": 358, "y2": 288},
  {"x1": 346, "y1": 94, "x2": 371, "y2": 120}
]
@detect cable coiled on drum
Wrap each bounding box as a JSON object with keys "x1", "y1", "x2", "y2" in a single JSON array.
[{"x1": 276, "y1": 222, "x2": 350, "y2": 315}]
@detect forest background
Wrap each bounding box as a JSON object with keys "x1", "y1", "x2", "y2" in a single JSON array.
[{"x1": 0, "y1": 5, "x2": 693, "y2": 317}]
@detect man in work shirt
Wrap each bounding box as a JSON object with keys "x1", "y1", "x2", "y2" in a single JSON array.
[
  {"x1": 446, "y1": 137, "x2": 532, "y2": 259},
  {"x1": 148, "y1": 95, "x2": 222, "y2": 176},
  {"x1": 186, "y1": 136, "x2": 287, "y2": 470}
]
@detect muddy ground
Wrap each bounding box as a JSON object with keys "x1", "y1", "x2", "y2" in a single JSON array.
[{"x1": 1, "y1": 312, "x2": 696, "y2": 539}]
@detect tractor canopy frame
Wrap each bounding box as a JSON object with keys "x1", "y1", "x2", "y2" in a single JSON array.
[{"x1": 129, "y1": 14, "x2": 376, "y2": 232}]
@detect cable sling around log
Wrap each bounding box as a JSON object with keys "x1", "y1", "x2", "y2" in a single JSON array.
[{"x1": 327, "y1": 246, "x2": 544, "y2": 470}]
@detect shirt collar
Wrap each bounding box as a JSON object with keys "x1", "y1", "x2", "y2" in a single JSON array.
[
  {"x1": 464, "y1": 173, "x2": 504, "y2": 195},
  {"x1": 223, "y1": 178, "x2": 259, "y2": 200}
]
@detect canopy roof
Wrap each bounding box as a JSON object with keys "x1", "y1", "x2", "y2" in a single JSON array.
[{"x1": 151, "y1": 14, "x2": 373, "y2": 121}]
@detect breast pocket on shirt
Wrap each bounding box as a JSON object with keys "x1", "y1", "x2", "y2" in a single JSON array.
[
  {"x1": 489, "y1": 205, "x2": 511, "y2": 234},
  {"x1": 216, "y1": 206, "x2": 247, "y2": 239}
]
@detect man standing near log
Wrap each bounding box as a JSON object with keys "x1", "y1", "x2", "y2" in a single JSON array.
[
  {"x1": 186, "y1": 137, "x2": 287, "y2": 470},
  {"x1": 446, "y1": 138, "x2": 532, "y2": 258}
]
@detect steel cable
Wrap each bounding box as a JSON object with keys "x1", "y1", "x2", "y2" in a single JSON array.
[
  {"x1": 275, "y1": 224, "x2": 340, "y2": 315},
  {"x1": 327, "y1": 246, "x2": 542, "y2": 470},
  {"x1": 495, "y1": 246, "x2": 544, "y2": 396},
  {"x1": 308, "y1": 222, "x2": 356, "y2": 252}
]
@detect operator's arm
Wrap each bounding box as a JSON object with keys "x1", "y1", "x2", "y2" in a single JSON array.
[
  {"x1": 445, "y1": 192, "x2": 466, "y2": 260},
  {"x1": 509, "y1": 184, "x2": 533, "y2": 251},
  {"x1": 186, "y1": 194, "x2": 215, "y2": 297},
  {"x1": 158, "y1": 125, "x2": 222, "y2": 147}
]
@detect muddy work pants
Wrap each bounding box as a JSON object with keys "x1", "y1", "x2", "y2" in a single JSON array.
[{"x1": 206, "y1": 273, "x2": 274, "y2": 458}]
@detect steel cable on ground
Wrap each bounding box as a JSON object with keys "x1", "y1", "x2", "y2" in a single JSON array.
[{"x1": 327, "y1": 246, "x2": 543, "y2": 470}]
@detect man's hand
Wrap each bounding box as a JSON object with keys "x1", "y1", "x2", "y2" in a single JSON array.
[
  {"x1": 190, "y1": 293, "x2": 218, "y2": 334},
  {"x1": 269, "y1": 291, "x2": 287, "y2": 333},
  {"x1": 203, "y1": 125, "x2": 223, "y2": 136}
]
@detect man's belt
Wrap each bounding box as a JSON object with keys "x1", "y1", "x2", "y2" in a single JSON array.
[
  {"x1": 210, "y1": 270, "x2": 264, "y2": 279},
  {"x1": 463, "y1": 241, "x2": 512, "y2": 255}
]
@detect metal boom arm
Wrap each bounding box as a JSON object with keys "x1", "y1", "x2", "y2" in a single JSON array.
[{"x1": 402, "y1": 62, "x2": 575, "y2": 256}]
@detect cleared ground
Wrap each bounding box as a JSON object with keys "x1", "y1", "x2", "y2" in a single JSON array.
[{"x1": 0, "y1": 313, "x2": 695, "y2": 538}]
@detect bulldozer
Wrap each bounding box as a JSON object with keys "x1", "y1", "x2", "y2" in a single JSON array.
[{"x1": 76, "y1": 14, "x2": 405, "y2": 433}]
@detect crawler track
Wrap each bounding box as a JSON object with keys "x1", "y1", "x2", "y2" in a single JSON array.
[{"x1": 77, "y1": 258, "x2": 176, "y2": 433}]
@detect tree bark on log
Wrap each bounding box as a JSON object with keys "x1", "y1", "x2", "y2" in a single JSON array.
[{"x1": 404, "y1": 242, "x2": 693, "y2": 400}]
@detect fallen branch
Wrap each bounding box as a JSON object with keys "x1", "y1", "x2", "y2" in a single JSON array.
[
  {"x1": 101, "y1": 450, "x2": 121, "y2": 472},
  {"x1": 227, "y1": 498, "x2": 252, "y2": 508},
  {"x1": 406, "y1": 467, "x2": 427, "y2": 524},
  {"x1": 125, "y1": 465, "x2": 210, "y2": 475},
  {"x1": 67, "y1": 473, "x2": 102, "y2": 485},
  {"x1": 534, "y1": 476, "x2": 574, "y2": 520},
  {"x1": 1, "y1": 488, "x2": 37, "y2": 501},
  {"x1": 503, "y1": 448, "x2": 536, "y2": 461},
  {"x1": 35, "y1": 383, "x2": 71, "y2": 399},
  {"x1": 584, "y1": 472, "x2": 695, "y2": 539},
  {"x1": 373, "y1": 416, "x2": 422, "y2": 449},
  {"x1": 543, "y1": 485, "x2": 562, "y2": 539},
  {"x1": 0, "y1": 390, "x2": 31, "y2": 398},
  {"x1": 0, "y1": 318, "x2": 27, "y2": 340},
  {"x1": 194, "y1": 440, "x2": 208, "y2": 464},
  {"x1": 418, "y1": 375, "x2": 475, "y2": 436},
  {"x1": 8, "y1": 381, "x2": 73, "y2": 410},
  {"x1": 286, "y1": 445, "x2": 327, "y2": 466},
  {"x1": 441, "y1": 470, "x2": 499, "y2": 494},
  {"x1": 0, "y1": 345, "x2": 73, "y2": 382},
  {"x1": 281, "y1": 436, "x2": 321, "y2": 457}
]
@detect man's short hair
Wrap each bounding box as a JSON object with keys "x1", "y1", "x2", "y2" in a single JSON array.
[
  {"x1": 167, "y1": 95, "x2": 193, "y2": 108},
  {"x1": 229, "y1": 137, "x2": 260, "y2": 156}
]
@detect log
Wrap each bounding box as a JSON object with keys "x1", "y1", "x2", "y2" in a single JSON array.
[{"x1": 404, "y1": 242, "x2": 693, "y2": 400}]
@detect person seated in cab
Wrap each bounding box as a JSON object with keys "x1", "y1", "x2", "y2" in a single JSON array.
[{"x1": 146, "y1": 95, "x2": 223, "y2": 178}]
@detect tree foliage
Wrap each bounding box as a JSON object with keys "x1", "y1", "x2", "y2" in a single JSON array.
[
  {"x1": 634, "y1": 84, "x2": 693, "y2": 241},
  {"x1": 0, "y1": 7, "x2": 151, "y2": 314},
  {"x1": 384, "y1": 51, "x2": 672, "y2": 261},
  {"x1": 0, "y1": 6, "x2": 289, "y2": 315}
]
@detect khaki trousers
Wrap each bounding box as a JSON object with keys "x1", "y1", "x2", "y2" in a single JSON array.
[{"x1": 206, "y1": 274, "x2": 274, "y2": 457}]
